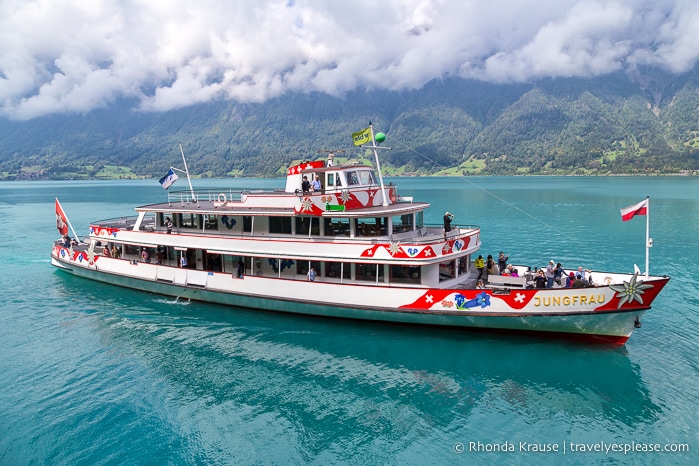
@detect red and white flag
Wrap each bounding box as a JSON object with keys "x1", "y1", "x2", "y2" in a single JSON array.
[
  {"x1": 56, "y1": 197, "x2": 69, "y2": 235},
  {"x1": 620, "y1": 198, "x2": 648, "y2": 222}
]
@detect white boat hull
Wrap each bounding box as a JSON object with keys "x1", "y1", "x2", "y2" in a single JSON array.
[{"x1": 51, "y1": 250, "x2": 669, "y2": 344}]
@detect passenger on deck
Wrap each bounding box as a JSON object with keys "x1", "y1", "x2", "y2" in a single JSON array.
[
  {"x1": 535, "y1": 270, "x2": 546, "y2": 288},
  {"x1": 476, "y1": 280, "x2": 485, "y2": 289},
  {"x1": 545, "y1": 260, "x2": 556, "y2": 288},
  {"x1": 307, "y1": 267, "x2": 317, "y2": 281},
  {"x1": 572, "y1": 274, "x2": 586, "y2": 288},
  {"x1": 486, "y1": 255, "x2": 498, "y2": 277},
  {"x1": 165, "y1": 217, "x2": 173, "y2": 234},
  {"x1": 141, "y1": 248, "x2": 150, "y2": 263},
  {"x1": 474, "y1": 255, "x2": 485, "y2": 280},
  {"x1": 498, "y1": 252, "x2": 508, "y2": 274},
  {"x1": 111, "y1": 245, "x2": 120, "y2": 259},
  {"x1": 508, "y1": 265, "x2": 519, "y2": 277},
  {"x1": 103, "y1": 246, "x2": 110, "y2": 257},
  {"x1": 554, "y1": 263, "x2": 564, "y2": 286},
  {"x1": 576, "y1": 266, "x2": 591, "y2": 281},
  {"x1": 566, "y1": 272, "x2": 575, "y2": 288},
  {"x1": 312, "y1": 175, "x2": 322, "y2": 192},
  {"x1": 62, "y1": 234, "x2": 72, "y2": 248},
  {"x1": 302, "y1": 176, "x2": 311, "y2": 193}
]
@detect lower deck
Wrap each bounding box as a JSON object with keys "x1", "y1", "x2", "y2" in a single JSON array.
[{"x1": 84, "y1": 240, "x2": 476, "y2": 289}]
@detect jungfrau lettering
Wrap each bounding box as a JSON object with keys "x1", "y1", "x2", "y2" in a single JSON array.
[{"x1": 533, "y1": 294, "x2": 606, "y2": 307}]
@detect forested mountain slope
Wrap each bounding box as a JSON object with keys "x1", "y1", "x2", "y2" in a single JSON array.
[{"x1": 1, "y1": 68, "x2": 697, "y2": 180}]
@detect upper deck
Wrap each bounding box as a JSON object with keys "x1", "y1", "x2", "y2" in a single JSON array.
[{"x1": 139, "y1": 160, "x2": 420, "y2": 218}]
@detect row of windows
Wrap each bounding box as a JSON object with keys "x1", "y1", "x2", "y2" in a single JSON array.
[
  {"x1": 156, "y1": 212, "x2": 423, "y2": 236},
  {"x1": 103, "y1": 241, "x2": 425, "y2": 284}
]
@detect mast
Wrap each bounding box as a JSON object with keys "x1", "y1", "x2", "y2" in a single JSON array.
[
  {"x1": 645, "y1": 196, "x2": 651, "y2": 277},
  {"x1": 178, "y1": 142, "x2": 197, "y2": 202},
  {"x1": 368, "y1": 122, "x2": 389, "y2": 207}
]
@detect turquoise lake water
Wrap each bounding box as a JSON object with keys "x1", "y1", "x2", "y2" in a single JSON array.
[{"x1": 0, "y1": 176, "x2": 697, "y2": 465}]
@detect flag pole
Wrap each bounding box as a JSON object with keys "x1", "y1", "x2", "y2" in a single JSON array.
[
  {"x1": 645, "y1": 196, "x2": 650, "y2": 277},
  {"x1": 178, "y1": 142, "x2": 197, "y2": 202},
  {"x1": 56, "y1": 197, "x2": 81, "y2": 242},
  {"x1": 368, "y1": 122, "x2": 389, "y2": 207}
]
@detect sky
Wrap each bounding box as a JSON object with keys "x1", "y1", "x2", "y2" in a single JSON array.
[{"x1": 0, "y1": 0, "x2": 697, "y2": 120}]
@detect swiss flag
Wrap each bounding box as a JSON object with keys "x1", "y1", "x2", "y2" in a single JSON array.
[
  {"x1": 620, "y1": 198, "x2": 648, "y2": 222},
  {"x1": 56, "y1": 197, "x2": 69, "y2": 235}
]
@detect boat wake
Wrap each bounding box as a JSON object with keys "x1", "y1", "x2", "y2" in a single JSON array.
[{"x1": 155, "y1": 298, "x2": 191, "y2": 306}]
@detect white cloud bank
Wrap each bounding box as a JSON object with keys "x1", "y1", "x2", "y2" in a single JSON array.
[{"x1": 0, "y1": 0, "x2": 697, "y2": 120}]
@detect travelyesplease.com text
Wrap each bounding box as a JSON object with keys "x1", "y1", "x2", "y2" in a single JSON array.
[{"x1": 453, "y1": 440, "x2": 689, "y2": 455}]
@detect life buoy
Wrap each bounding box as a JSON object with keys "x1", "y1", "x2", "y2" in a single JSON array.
[
  {"x1": 217, "y1": 193, "x2": 227, "y2": 204},
  {"x1": 604, "y1": 276, "x2": 613, "y2": 286}
]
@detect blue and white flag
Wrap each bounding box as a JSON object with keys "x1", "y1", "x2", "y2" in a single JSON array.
[{"x1": 159, "y1": 168, "x2": 178, "y2": 189}]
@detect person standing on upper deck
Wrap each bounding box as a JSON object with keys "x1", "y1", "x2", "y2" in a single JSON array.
[
  {"x1": 443, "y1": 211, "x2": 453, "y2": 239},
  {"x1": 312, "y1": 175, "x2": 322, "y2": 192}
]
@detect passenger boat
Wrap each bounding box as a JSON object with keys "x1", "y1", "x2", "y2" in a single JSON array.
[{"x1": 51, "y1": 128, "x2": 670, "y2": 344}]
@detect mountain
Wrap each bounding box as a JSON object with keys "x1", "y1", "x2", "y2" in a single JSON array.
[{"x1": 1, "y1": 67, "x2": 698, "y2": 180}]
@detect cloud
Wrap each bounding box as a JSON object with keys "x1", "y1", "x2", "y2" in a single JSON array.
[{"x1": 0, "y1": 0, "x2": 696, "y2": 120}]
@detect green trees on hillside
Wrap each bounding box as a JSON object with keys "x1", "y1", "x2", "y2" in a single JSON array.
[{"x1": 0, "y1": 71, "x2": 698, "y2": 180}]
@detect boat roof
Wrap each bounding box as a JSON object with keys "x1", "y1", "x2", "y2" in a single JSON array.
[{"x1": 135, "y1": 199, "x2": 429, "y2": 217}]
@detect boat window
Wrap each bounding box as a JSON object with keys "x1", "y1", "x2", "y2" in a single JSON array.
[
  {"x1": 324, "y1": 261, "x2": 347, "y2": 279},
  {"x1": 392, "y1": 214, "x2": 414, "y2": 234},
  {"x1": 124, "y1": 244, "x2": 140, "y2": 258},
  {"x1": 415, "y1": 211, "x2": 424, "y2": 229},
  {"x1": 358, "y1": 170, "x2": 375, "y2": 185},
  {"x1": 297, "y1": 260, "x2": 320, "y2": 277},
  {"x1": 347, "y1": 171, "x2": 359, "y2": 186},
  {"x1": 180, "y1": 213, "x2": 201, "y2": 229},
  {"x1": 324, "y1": 217, "x2": 350, "y2": 236},
  {"x1": 356, "y1": 217, "x2": 386, "y2": 237},
  {"x1": 296, "y1": 216, "x2": 320, "y2": 236},
  {"x1": 243, "y1": 216, "x2": 252, "y2": 232},
  {"x1": 439, "y1": 260, "x2": 456, "y2": 282},
  {"x1": 356, "y1": 263, "x2": 384, "y2": 282},
  {"x1": 391, "y1": 265, "x2": 421, "y2": 284},
  {"x1": 335, "y1": 174, "x2": 342, "y2": 187},
  {"x1": 326, "y1": 174, "x2": 335, "y2": 188},
  {"x1": 204, "y1": 214, "x2": 218, "y2": 231},
  {"x1": 203, "y1": 252, "x2": 223, "y2": 271},
  {"x1": 269, "y1": 217, "x2": 292, "y2": 234}
]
